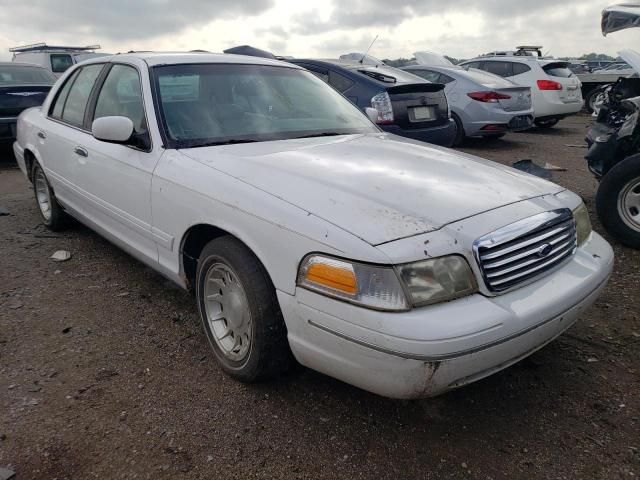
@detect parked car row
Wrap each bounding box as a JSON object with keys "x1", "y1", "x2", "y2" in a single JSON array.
[{"x1": 12, "y1": 51, "x2": 613, "y2": 399}]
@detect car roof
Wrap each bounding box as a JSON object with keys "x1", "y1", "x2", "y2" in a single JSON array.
[
  {"x1": 0, "y1": 61, "x2": 49, "y2": 69},
  {"x1": 79, "y1": 52, "x2": 302, "y2": 69}
]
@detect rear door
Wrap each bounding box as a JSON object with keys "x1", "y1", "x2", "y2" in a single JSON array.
[{"x1": 542, "y1": 62, "x2": 581, "y2": 103}]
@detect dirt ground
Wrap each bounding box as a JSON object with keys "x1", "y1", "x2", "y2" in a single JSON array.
[{"x1": 0, "y1": 114, "x2": 638, "y2": 480}]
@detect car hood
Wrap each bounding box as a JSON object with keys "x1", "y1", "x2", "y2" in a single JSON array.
[
  {"x1": 619, "y1": 49, "x2": 640, "y2": 75},
  {"x1": 181, "y1": 134, "x2": 563, "y2": 246}
]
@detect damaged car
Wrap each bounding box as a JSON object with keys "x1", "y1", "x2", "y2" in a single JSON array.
[
  {"x1": 585, "y1": 4, "x2": 640, "y2": 248},
  {"x1": 14, "y1": 52, "x2": 613, "y2": 399}
]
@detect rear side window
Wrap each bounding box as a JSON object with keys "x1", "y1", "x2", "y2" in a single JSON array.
[
  {"x1": 329, "y1": 70, "x2": 354, "y2": 92},
  {"x1": 438, "y1": 73, "x2": 455, "y2": 84},
  {"x1": 543, "y1": 63, "x2": 573, "y2": 78},
  {"x1": 410, "y1": 69, "x2": 441, "y2": 83},
  {"x1": 484, "y1": 61, "x2": 514, "y2": 77},
  {"x1": 50, "y1": 69, "x2": 81, "y2": 119},
  {"x1": 94, "y1": 64, "x2": 147, "y2": 134},
  {"x1": 50, "y1": 54, "x2": 74, "y2": 74},
  {"x1": 463, "y1": 61, "x2": 482, "y2": 70},
  {"x1": 512, "y1": 63, "x2": 531, "y2": 76},
  {"x1": 56, "y1": 64, "x2": 103, "y2": 127}
]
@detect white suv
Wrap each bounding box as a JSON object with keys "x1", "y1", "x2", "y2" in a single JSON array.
[{"x1": 460, "y1": 56, "x2": 583, "y2": 128}]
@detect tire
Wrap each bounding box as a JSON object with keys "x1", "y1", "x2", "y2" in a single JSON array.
[
  {"x1": 195, "y1": 236, "x2": 292, "y2": 382},
  {"x1": 534, "y1": 118, "x2": 559, "y2": 128},
  {"x1": 596, "y1": 154, "x2": 640, "y2": 249},
  {"x1": 584, "y1": 87, "x2": 604, "y2": 114},
  {"x1": 451, "y1": 113, "x2": 465, "y2": 147},
  {"x1": 31, "y1": 162, "x2": 68, "y2": 231}
]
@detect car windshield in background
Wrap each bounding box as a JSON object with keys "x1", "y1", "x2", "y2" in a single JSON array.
[
  {"x1": 153, "y1": 64, "x2": 378, "y2": 148},
  {"x1": 0, "y1": 65, "x2": 56, "y2": 85}
]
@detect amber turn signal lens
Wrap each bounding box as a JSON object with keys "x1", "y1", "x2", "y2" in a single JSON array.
[{"x1": 305, "y1": 262, "x2": 358, "y2": 295}]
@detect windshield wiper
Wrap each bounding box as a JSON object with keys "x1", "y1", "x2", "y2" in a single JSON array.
[{"x1": 293, "y1": 132, "x2": 347, "y2": 139}]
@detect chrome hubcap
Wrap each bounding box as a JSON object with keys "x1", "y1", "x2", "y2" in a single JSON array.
[
  {"x1": 34, "y1": 168, "x2": 52, "y2": 221},
  {"x1": 203, "y1": 263, "x2": 252, "y2": 362},
  {"x1": 618, "y1": 177, "x2": 640, "y2": 233}
]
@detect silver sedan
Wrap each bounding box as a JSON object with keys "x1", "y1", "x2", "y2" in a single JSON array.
[{"x1": 402, "y1": 65, "x2": 534, "y2": 146}]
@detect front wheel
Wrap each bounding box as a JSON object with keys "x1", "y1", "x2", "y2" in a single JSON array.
[
  {"x1": 534, "y1": 118, "x2": 559, "y2": 128},
  {"x1": 596, "y1": 154, "x2": 640, "y2": 249},
  {"x1": 32, "y1": 162, "x2": 68, "y2": 231},
  {"x1": 195, "y1": 236, "x2": 292, "y2": 382}
]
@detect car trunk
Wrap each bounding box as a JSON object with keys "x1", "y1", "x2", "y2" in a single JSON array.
[
  {"x1": 0, "y1": 85, "x2": 51, "y2": 117},
  {"x1": 494, "y1": 87, "x2": 532, "y2": 112},
  {"x1": 541, "y1": 62, "x2": 581, "y2": 104},
  {"x1": 386, "y1": 83, "x2": 449, "y2": 130}
]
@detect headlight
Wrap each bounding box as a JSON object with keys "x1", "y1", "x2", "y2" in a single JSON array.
[
  {"x1": 297, "y1": 255, "x2": 410, "y2": 311},
  {"x1": 573, "y1": 202, "x2": 592, "y2": 245},
  {"x1": 396, "y1": 256, "x2": 477, "y2": 307},
  {"x1": 297, "y1": 254, "x2": 478, "y2": 311}
]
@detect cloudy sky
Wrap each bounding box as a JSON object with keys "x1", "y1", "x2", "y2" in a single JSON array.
[{"x1": 0, "y1": 0, "x2": 637, "y2": 61}]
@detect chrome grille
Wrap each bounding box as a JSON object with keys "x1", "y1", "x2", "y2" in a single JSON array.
[{"x1": 474, "y1": 209, "x2": 577, "y2": 292}]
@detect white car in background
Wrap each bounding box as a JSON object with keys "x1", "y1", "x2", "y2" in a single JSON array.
[
  {"x1": 13, "y1": 52, "x2": 613, "y2": 399},
  {"x1": 10, "y1": 43, "x2": 109, "y2": 77},
  {"x1": 460, "y1": 56, "x2": 583, "y2": 128}
]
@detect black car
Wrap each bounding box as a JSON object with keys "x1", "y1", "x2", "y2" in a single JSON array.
[
  {"x1": 0, "y1": 62, "x2": 56, "y2": 145},
  {"x1": 287, "y1": 59, "x2": 456, "y2": 147}
]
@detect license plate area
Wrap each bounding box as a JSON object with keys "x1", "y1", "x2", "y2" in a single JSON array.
[{"x1": 408, "y1": 106, "x2": 436, "y2": 122}]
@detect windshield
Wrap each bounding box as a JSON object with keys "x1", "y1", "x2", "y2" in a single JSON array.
[
  {"x1": 153, "y1": 63, "x2": 378, "y2": 148},
  {"x1": 0, "y1": 65, "x2": 56, "y2": 85}
]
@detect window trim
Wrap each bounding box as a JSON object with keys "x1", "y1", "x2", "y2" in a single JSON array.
[{"x1": 87, "y1": 61, "x2": 153, "y2": 153}]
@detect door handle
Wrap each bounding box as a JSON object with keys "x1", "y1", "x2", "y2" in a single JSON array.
[
  {"x1": 74, "y1": 146, "x2": 88, "y2": 158},
  {"x1": 37, "y1": 131, "x2": 46, "y2": 139}
]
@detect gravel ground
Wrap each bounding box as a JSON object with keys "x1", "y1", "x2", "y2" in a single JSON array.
[{"x1": 0, "y1": 114, "x2": 638, "y2": 479}]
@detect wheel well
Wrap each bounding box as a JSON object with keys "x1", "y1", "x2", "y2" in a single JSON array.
[
  {"x1": 180, "y1": 224, "x2": 233, "y2": 290},
  {"x1": 24, "y1": 149, "x2": 36, "y2": 182}
]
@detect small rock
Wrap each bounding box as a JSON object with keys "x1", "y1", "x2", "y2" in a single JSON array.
[
  {"x1": 54, "y1": 270, "x2": 62, "y2": 275},
  {"x1": 27, "y1": 383, "x2": 41, "y2": 393},
  {"x1": 5, "y1": 301, "x2": 23, "y2": 310},
  {"x1": 587, "y1": 357, "x2": 599, "y2": 363},
  {"x1": 0, "y1": 467, "x2": 15, "y2": 480},
  {"x1": 50, "y1": 250, "x2": 72, "y2": 262},
  {"x1": 0, "y1": 433, "x2": 6, "y2": 441},
  {"x1": 116, "y1": 292, "x2": 130, "y2": 297},
  {"x1": 207, "y1": 455, "x2": 213, "y2": 462},
  {"x1": 461, "y1": 463, "x2": 468, "y2": 469},
  {"x1": 62, "y1": 326, "x2": 72, "y2": 334},
  {"x1": 0, "y1": 206, "x2": 10, "y2": 216},
  {"x1": 7, "y1": 385, "x2": 16, "y2": 390}
]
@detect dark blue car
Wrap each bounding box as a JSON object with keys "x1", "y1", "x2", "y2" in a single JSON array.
[{"x1": 287, "y1": 58, "x2": 456, "y2": 147}]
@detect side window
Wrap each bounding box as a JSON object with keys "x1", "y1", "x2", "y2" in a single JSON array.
[
  {"x1": 60, "y1": 64, "x2": 104, "y2": 127},
  {"x1": 512, "y1": 63, "x2": 532, "y2": 76},
  {"x1": 328, "y1": 70, "x2": 354, "y2": 93},
  {"x1": 438, "y1": 73, "x2": 455, "y2": 84},
  {"x1": 50, "y1": 68, "x2": 81, "y2": 119},
  {"x1": 411, "y1": 69, "x2": 441, "y2": 83},
  {"x1": 305, "y1": 66, "x2": 329, "y2": 83},
  {"x1": 463, "y1": 61, "x2": 481, "y2": 70},
  {"x1": 94, "y1": 64, "x2": 147, "y2": 134},
  {"x1": 50, "y1": 54, "x2": 74, "y2": 74},
  {"x1": 484, "y1": 61, "x2": 514, "y2": 77}
]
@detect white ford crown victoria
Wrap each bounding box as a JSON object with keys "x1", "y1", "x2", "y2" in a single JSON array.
[{"x1": 14, "y1": 53, "x2": 614, "y2": 398}]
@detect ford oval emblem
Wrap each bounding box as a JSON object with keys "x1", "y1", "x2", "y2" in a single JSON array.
[{"x1": 537, "y1": 243, "x2": 553, "y2": 257}]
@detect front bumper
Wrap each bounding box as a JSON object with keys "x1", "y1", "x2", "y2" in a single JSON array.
[
  {"x1": 380, "y1": 119, "x2": 457, "y2": 147},
  {"x1": 279, "y1": 233, "x2": 613, "y2": 399}
]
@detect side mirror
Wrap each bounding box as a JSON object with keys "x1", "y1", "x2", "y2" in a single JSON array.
[
  {"x1": 92, "y1": 116, "x2": 134, "y2": 143},
  {"x1": 365, "y1": 107, "x2": 379, "y2": 123}
]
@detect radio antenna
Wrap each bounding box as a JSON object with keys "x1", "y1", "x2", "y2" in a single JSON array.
[{"x1": 361, "y1": 35, "x2": 379, "y2": 64}]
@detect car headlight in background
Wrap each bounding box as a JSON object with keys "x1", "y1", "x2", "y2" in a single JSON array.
[
  {"x1": 297, "y1": 254, "x2": 478, "y2": 311},
  {"x1": 573, "y1": 202, "x2": 592, "y2": 245},
  {"x1": 396, "y1": 256, "x2": 477, "y2": 307}
]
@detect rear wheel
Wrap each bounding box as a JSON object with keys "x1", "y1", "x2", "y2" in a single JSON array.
[
  {"x1": 451, "y1": 113, "x2": 465, "y2": 147},
  {"x1": 534, "y1": 118, "x2": 559, "y2": 128},
  {"x1": 32, "y1": 162, "x2": 68, "y2": 231},
  {"x1": 195, "y1": 236, "x2": 292, "y2": 381},
  {"x1": 596, "y1": 154, "x2": 640, "y2": 249}
]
